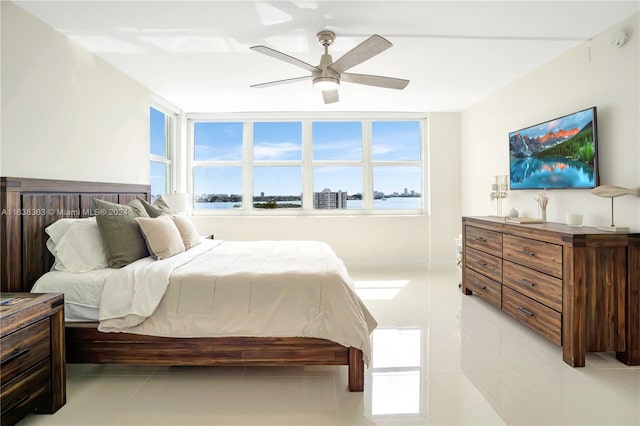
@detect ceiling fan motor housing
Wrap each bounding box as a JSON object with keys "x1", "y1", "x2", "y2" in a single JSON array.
[{"x1": 313, "y1": 31, "x2": 339, "y2": 89}]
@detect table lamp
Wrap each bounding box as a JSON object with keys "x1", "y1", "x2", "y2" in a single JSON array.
[{"x1": 162, "y1": 193, "x2": 190, "y2": 215}]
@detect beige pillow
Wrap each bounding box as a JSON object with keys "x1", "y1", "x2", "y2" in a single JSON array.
[
  {"x1": 171, "y1": 215, "x2": 202, "y2": 250},
  {"x1": 94, "y1": 199, "x2": 150, "y2": 268},
  {"x1": 135, "y1": 215, "x2": 186, "y2": 260},
  {"x1": 138, "y1": 196, "x2": 172, "y2": 218}
]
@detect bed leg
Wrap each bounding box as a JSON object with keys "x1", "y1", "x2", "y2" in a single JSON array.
[{"x1": 348, "y1": 347, "x2": 364, "y2": 392}]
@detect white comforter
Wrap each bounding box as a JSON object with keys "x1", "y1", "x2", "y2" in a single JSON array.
[{"x1": 98, "y1": 240, "x2": 377, "y2": 363}]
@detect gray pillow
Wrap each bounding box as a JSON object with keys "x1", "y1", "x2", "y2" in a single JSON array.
[
  {"x1": 138, "y1": 196, "x2": 172, "y2": 218},
  {"x1": 94, "y1": 198, "x2": 150, "y2": 268}
]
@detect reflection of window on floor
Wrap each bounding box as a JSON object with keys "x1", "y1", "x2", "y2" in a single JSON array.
[
  {"x1": 353, "y1": 280, "x2": 409, "y2": 300},
  {"x1": 370, "y1": 328, "x2": 423, "y2": 417}
]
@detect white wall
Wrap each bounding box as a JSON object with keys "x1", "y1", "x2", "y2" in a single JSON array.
[
  {"x1": 1, "y1": 1, "x2": 152, "y2": 184},
  {"x1": 189, "y1": 214, "x2": 429, "y2": 270},
  {"x1": 461, "y1": 12, "x2": 640, "y2": 230},
  {"x1": 427, "y1": 112, "x2": 462, "y2": 270}
]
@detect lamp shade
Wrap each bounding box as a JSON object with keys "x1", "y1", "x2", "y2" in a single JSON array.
[
  {"x1": 313, "y1": 77, "x2": 339, "y2": 91},
  {"x1": 162, "y1": 193, "x2": 190, "y2": 213}
]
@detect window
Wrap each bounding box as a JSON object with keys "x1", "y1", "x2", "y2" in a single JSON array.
[
  {"x1": 189, "y1": 115, "x2": 425, "y2": 214},
  {"x1": 192, "y1": 122, "x2": 244, "y2": 209},
  {"x1": 253, "y1": 122, "x2": 302, "y2": 210},
  {"x1": 372, "y1": 121, "x2": 422, "y2": 210},
  {"x1": 312, "y1": 122, "x2": 363, "y2": 210},
  {"x1": 149, "y1": 106, "x2": 175, "y2": 200}
]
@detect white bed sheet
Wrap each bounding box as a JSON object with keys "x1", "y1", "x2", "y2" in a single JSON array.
[{"x1": 31, "y1": 268, "x2": 112, "y2": 321}]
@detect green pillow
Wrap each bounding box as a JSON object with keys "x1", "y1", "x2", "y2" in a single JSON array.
[
  {"x1": 94, "y1": 198, "x2": 150, "y2": 268},
  {"x1": 138, "y1": 196, "x2": 172, "y2": 218}
]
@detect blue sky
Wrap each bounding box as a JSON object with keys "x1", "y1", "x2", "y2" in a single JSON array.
[
  {"x1": 510, "y1": 108, "x2": 594, "y2": 140},
  {"x1": 187, "y1": 120, "x2": 421, "y2": 197}
]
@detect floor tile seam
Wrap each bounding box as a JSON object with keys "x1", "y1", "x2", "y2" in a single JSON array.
[{"x1": 101, "y1": 374, "x2": 155, "y2": 426}]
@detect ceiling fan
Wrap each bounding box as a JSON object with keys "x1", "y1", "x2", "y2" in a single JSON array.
[{"x1": 249, "y1": 31, "x2": 409, "y2": 104}]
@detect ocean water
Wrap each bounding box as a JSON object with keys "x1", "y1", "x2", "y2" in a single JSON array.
[{"x1": 194, "y1": 197, "x2": 421, "y2": 211}]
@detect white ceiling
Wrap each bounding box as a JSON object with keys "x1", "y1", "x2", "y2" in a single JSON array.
[{"x1": 15, "y1": 1, "x2": 640, "y2": 113}]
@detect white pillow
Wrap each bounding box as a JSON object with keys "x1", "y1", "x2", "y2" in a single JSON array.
[
  {"x1": 45, "y1": 217, "x2": 109, "y2": 273},
  {"x1": 46, "y1": 217, "x2": 94, "y2": 244},
  {"x1": 46, "y1": 217, "x2": 93, "y2": 271}
]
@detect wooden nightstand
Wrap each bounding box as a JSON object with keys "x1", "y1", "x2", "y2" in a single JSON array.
[{"x1": 0, "y1": 293, "x2": 66, "y2": 426}]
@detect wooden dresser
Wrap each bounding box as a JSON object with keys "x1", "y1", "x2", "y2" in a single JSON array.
[
  {"x1": 0, "y1": 293, "x2": 66, "y2": 426},
  {"x1": 462, "y1": 216, "x2": 640, "y2": 367}
]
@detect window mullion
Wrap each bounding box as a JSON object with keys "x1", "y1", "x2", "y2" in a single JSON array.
[
  {"x1": 302, "y1": 121, "x2": 313, "y2": 211},
  {"x1": 362, "y1": 120, "x2": 373, "y2": 210},
  {"x1": 243, "y1": 121, "x2": 253, "y2": 211}
]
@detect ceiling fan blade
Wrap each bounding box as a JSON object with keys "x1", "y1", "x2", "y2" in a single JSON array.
[
  {"x1": 250, "y1": 45, "x2": 320, "y2": 73},
  {"x1": 329, "y1": 35, "x2": 392, "y2": 73},
  {"x1": 341, "y1": 72, "x2": 409, "y2": 90},
  {"x1": 250, "y1": 76, "x2": 312, "y2": 88},
  {"x1": 322, "y1": 89, "x2": 339, "y2": 104}
]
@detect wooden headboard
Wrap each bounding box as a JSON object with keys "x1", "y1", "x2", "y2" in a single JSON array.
[{"x1": 1, "y1": 177, "x2": 151, "y2": 292}]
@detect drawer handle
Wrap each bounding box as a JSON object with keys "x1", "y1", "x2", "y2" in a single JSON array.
[
  {"x1": 475, "y1": 260, "x2": 487, "y2": 267},
  {"x1": 475, "y1": 237, "x2": 487, "y2": 243},
  {"x1": 518, "y1": 249, "x2": 536, "y2": 257},
  {"x1": 517, "y1": 306, "x2": 534, "y2": 317},
  {"x1": 518, "y1": 279, "x2": 535, "y2": 288},
  {"x1": 0, "y1": 395, "x2": 30, "y2": 416},
  {"x1": 0, "y1": 348, "x2": 29, "y2": 366},
  {"x1": 473, "y1": 282, "x2": 487, "y2": 291}
]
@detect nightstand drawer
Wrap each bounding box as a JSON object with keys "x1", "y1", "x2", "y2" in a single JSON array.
[
  {"x1": 465, "y1": 268, "x2": 502, "y2": 309},
  {"x1": 0, "y1": 359, "x2": 50, "y2": 426},
  {"x1": 465, "y1": 246, "x2": 502, "y2": 283},
  {"x1": 502, "y1": 286, "x2": 561, "y2": 345},
  {"x1": 1, "y1": 319, "x2": 50, "y2": 385},
  {"x1": 465, "y1": 226, "x2": 502, "y2": 257},
  {"x1": 503, "y1": 235, "x2": 563, "y2": 278}
]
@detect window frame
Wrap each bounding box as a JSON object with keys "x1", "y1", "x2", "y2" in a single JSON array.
[
  {"x1": 150, "y1": 104, "x2": 177, "y2": 198},
  {"x1": 187, "y1": 113, "x2": 427, "y2": 216}
]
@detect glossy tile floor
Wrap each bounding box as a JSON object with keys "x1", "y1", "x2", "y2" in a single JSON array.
[{"x1": 21, "y1": 270, "x2": 640, "y2": 425}]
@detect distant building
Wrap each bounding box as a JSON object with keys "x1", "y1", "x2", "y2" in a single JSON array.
[{"x1": 314, "y1": 188, "x2": 347, "y2": 209}]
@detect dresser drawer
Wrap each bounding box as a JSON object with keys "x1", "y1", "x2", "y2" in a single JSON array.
[
  {"x1": 503, "y1": 260, "x2": 562, "y2": 312},
  {"x1": 1, "y1": 319, "x2": 50, "y2": 385},
  {"x1": 465, "y1": 226, "x2": 502, "y2": 257},
  {"x1": 0, "y1": 359, "x2": 50, "y2": 426},
  {"x1": 465, "y1": 246, "x2": 502, "y2": 283},
  {"x1": 503, "y1": 235, "x2": 563, "y2": 278},
  {"x1": 502, "y1": 286, "x2": 561, "y2": 345},
  {"x1": 465, "y1": 268, "x2": 501, "y2": 309}
]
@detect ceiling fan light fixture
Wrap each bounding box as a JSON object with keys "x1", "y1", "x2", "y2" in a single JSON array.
[{"x1": 313, "y1": 77, "x2": 339, "y2": 91}]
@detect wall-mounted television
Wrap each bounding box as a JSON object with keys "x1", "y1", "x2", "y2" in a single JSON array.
[{"x1": 509, "y1": 107, "x2": 599, "y2": 190}]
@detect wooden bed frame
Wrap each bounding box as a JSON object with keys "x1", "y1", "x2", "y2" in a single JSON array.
[{"x1": 0, "y1": 177, "x2": 365, "y2": 391}]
